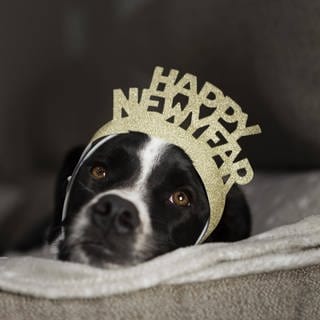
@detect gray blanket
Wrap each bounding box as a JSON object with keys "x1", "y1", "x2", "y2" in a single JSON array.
[
  {"x1": 0, "y1": 215, "x2": 320, "y2": 319},
  {"x1": 1, "y1": 265, "x2": 319, "y2": 320}
]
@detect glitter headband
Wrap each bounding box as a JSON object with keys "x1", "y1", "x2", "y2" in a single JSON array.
[{"x1": 62, "y1": 66, "x2": 261, "y2": 244}]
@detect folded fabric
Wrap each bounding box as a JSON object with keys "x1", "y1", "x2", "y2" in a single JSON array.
[{"x1": 0, "y1": 215, "x2": 319, "y2": 299}]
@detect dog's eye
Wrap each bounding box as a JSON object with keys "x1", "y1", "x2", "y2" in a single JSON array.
[
  {"x1": 90, "y1": 166, "x2": 107, "y2": 180},
  {"x1": 169, "y1": 191, "x2": 191, "y2": 207}
]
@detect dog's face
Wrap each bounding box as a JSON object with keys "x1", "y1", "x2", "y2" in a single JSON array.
[{"x1": 56, "y1": 132, "x2": 209, "y2": 268}]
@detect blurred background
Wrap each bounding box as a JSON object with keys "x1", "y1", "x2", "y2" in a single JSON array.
[{"x1": 0, "y1": 0, "x2": 320, "y2": 253}]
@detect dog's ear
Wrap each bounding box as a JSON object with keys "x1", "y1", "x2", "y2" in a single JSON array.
[
  {"x1": 47, "y1": 145, "x2": 85, "y2": 243},
  {"x1": 205, "y1": 185, "x2": 251, "y2": 242}
]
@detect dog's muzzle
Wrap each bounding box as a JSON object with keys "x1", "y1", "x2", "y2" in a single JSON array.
[{"x1": 90, "y1": 194, "x2": 141, "y2": 234}]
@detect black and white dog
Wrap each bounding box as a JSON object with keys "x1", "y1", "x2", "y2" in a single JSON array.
[{"x1": 49, "y1": 132, "x2": 251, "y2": 268}]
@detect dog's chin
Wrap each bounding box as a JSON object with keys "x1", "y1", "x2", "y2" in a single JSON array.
[
  {"x1": 58, "y1": 242, "x2": 137, "y2": 269},
  {"x1": 57, "y1": 233, "x2": 163, "y2": 269}
]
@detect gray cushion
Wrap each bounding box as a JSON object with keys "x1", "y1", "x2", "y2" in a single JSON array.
[{"x1": 0, "y1": 265, "x2": 319, "y2": 320}]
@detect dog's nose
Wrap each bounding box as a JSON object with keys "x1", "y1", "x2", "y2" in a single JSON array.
[{"x1": 91, "y1": 194, "x2": 140, "y2": 234}]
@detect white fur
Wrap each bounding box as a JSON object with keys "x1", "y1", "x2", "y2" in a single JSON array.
[
  {"x1": 63, "y1": 135, "x2": 168, "y2": 264},
  {"x1": 131, "y1": 137, "x2": 168, "y2": 252},
  {"x1": 90, "y1": 137, "x2": 168, "y2": 253},
  {"x1": 135, "y1": 137, "x2": 168, "y2": 193}
]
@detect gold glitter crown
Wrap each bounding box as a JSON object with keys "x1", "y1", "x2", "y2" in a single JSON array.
[{"x1": 91, "y1": 66, "x2": 261, "y2": 243}]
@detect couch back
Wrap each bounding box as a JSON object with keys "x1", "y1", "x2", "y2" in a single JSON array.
[{"x1": 0, "y1": 0, "x2": 319, "y2": 179}]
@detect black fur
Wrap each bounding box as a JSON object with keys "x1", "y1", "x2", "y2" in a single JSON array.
[{"x1": 50, "y1": 132, "x2": 251, "y2": 267}]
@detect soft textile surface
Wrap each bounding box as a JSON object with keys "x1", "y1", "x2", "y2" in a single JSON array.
[
  {"x1": 1, "y1": 265, "x2": 319, "y2": 320},
  {"x1": 0, "y1": 215, "x2": 320, "y2": 299},
  {"x1": 242, "y1": 171, "x2": 320, "y2": 234}
]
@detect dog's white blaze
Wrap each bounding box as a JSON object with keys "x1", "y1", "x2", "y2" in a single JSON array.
[
  {"x1": 65, "y1": 135, "x2": 168, "y2": 263},
  {"x1": 131, "y1": 137, "x2": 168, "y2": 252},
  {"x1": 91, "y1": 137, "x2": 168, "y2": 253},
  {"x1": 135, "y1": 137, "x2": 168, "y2": 193}
]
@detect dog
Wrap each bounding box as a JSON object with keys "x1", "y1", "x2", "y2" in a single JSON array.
[{"x1": 48, "y1": 132, "x2": 251, "y2": 268}]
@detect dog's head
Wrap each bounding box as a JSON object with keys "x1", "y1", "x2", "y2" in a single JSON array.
[{"x1": 50, "y1": 132, "x2": 211, "y2": 268}]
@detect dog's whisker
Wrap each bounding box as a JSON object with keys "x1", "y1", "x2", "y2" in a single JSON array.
[{"x1": 78, "y1": 181, "x2": 95, "y2": 195}]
